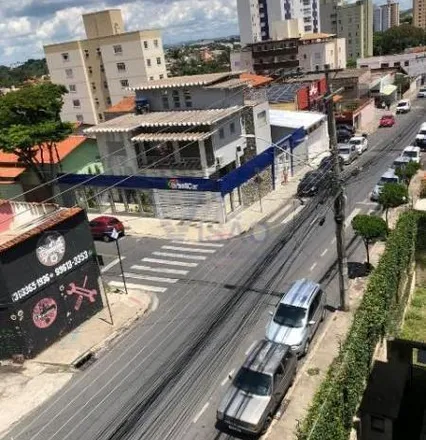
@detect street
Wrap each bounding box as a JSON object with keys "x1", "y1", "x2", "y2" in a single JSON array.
[{"x1": 4, "y1": 100, "x2": 426, "y2": 440}]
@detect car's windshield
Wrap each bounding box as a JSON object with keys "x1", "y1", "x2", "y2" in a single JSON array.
[
  {"x1": 379, "y1": 177, "x2": 398, "y2": 185},
  {"x1": 397, "y1": 102, "x2": 407, "y2": 107},
  {"x1": 273, "y1": 303, "x2": 306, "y2": 328},
  {"x1": 419, "y1": 130, "x2": 426, "y2": 135},
  {"x1": 339, "y1": 148, "x2": 350, "y2": 154},
  {"x1": 234, "y1": 368, "x2": 272, "y2": 396},
  {"x1": 403, "y1": 151, "x2": 418, "y2": 158},
  {"x1": 349, "y1": 139, "x2": 362, "y2": 145}
]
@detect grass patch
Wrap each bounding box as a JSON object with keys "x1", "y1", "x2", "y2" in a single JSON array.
[{"x1": 401, "y1": 287, "x2": 426, "y2": 342}]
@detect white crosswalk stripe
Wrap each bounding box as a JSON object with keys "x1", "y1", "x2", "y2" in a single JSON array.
[
  {"x1": 162, "y1": 245, "x2": 216, "y2": 254},
  {"x1": 281, "y1": 205, "x2": 304, "y2": 224},
  {"x1": 345, "y1": 208, "x2": 361, "y2": 228},
  {"x1": 171, "y1": 240, "x2": 224, "y2": 248},
  {"x1": 124, "y1": 272, "x2": 178, "y2": 283},
  {"x1": 153, "y1": 251, "x2": 207, "y2": 260},
  {"x1": 108, "y1": 281, "x2": 167, "y2": 293},
  {"x1": 267, "y1": 204, "x2": 292, "y2": 223},
  {"x1": 131, "y1": 265, "x2": 188, "y2": 276},
  {"x1": 143, "y1": 257, "x2": 198, "y2": 267}
]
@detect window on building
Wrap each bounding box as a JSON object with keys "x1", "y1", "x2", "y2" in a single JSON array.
[
  {"x1": 315, "y1": 52, "x2": 321, "y2": 59},
  {"x1": 100, "y1": 64, "x2": 105, "y2": 72},
  {"x1": 120, "y1": 79, "x2": 129, "y2": 88},
  {"x1": 96, "y1": 47, "x2": 101, "y2": 56},
  {"x1": 106, "y1": 97, "x2": 112, "y2": 105},
  {"x1": 303, "y1": 53, "x2": 307, "y2": 59},
  {"x1": 76, "y1": 114, "x2": 84, "y2": 122},
  {"x1": 92, "y1": 82, "x2": 96, "y2": 90},
  {"x1": 370, "y1": 416, "x2": 385, "y2": 433},
  {"x1": 98, "y1": 113, "x2": 104, "y2": 121},
  {"x1": 230, "y1": 122, "x2": 235, "y2": 134},
  {"x1": 161, "y1": 91, "x2": 169, "y2": 109},
  {"x1": 65, "y1": 68, "x2": 73, "y2": 78},
  {"x1": 156, "y1": 57, "x2": 162, "y2": 65},
  {"x1": 172, "y1": 89, "x2": 181, "y2": 108},
  {"x1": 88, "y1": 66, "x2": 93, "y2": 75},
  {"x1": 62, "y1": 53, "x2": 69, "y2": 61},
  {"x1": 159, "y1": 74, "x2": 164, "y2": 79},
  {"x1": 73, "y1": 99, "x2": 81, "y2": 108},
  {"x1": 405, "y1": 60, "x2": 409, "y2": 66},
  {"x1": 95, "y1": 98, "x2": 100, "y2": 106},
  {"x1": 348, "y1": 32, "x2": 351, "y2": 37},
  {"x1": 113, "y1": 45, "x2": 123, "y2": 54},
  {"x1": 84, "y1": 49, "x2": 89, "y2": 58},
  {"x1": 117, "y1": 62, "x2": 126, "y2": 72},
  {"x1": 104, "y1": 80, "x2": 108, "y2": 89},
  {"x1": 69, "y1": 84, "x2": 76, "y2": 92},
  {"x1": 394, "y1": 61, "x2": 401, "y2": 67},
  {"x1": 144, "y1": 40, "x2": 148, "y2": 49},
  {"x1": 154, "y1": 39, "x2": 159, "y2": 48},
  {"x1": 219, "y1": 128, "x2": 225, "y2": 139},
  {"x1": 147, "y1": 58, "x2": 151, "y2": 67},
  {"x1": 183, "y1": 89, "x2": 192, "y2": 108},
  {"x1": 257, "y1": 110, "x2": 267, "y2": 125}
]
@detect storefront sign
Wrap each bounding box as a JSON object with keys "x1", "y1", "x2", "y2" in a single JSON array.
[{"x1": 167, "y1": 179, "x2": 199, "y2": 190}]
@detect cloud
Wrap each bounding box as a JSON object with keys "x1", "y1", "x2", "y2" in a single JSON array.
[{"x1": 0, "y1": 0, "x2": 239, "y2": 66}]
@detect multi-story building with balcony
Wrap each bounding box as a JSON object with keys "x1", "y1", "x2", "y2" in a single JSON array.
[{"x1": 44, "y1": 9, "x2": 167, "y2": 126}]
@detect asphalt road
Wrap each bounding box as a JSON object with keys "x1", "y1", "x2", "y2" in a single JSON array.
[{"x1": 5, "y1": 101, "x2": 426, "y2": 440}]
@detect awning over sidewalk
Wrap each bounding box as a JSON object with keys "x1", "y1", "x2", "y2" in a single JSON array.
[{"x1": 381, "y1": 84, "x2": 397, "y2": 96}]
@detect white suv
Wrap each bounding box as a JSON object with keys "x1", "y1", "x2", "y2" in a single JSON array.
[
  {"x1": 418, "y1": 87, "x2": 426, "y2": 98},
  {"x1": 396, "y1": 99, "x2": 411, "y2": 114},
  {"x1": 402, "y1": 146, "x2": 421, "y2": 164},
  {"x1": 416, "y1": 122, "x2": 426, "y2": 151}
]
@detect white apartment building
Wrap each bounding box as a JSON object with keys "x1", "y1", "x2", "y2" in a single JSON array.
[
  {"x1": 373, "y1": 0, "x2": 400, "y2": 32},
  {"x1": 298, "y1": 33, "x2": 346, "y2": 70},
  {"x1": 237, "y1": 0, "x2": 320, "y2": 45},
  {"x1": 44, "y1": 9, "x2": 167, "y2": 126}
]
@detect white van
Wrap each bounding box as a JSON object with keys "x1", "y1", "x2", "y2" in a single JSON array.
[
  {"x1": 402, "y1": 146, "x2": 421, "y2": 164},
  {"x1": 416, "y1": 122, "x2": 426, "y2": 151}
]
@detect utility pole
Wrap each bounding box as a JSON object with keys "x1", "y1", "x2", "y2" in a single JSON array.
[{"x1": 324, "y1": 64, "x2": 349, "y2": 311}]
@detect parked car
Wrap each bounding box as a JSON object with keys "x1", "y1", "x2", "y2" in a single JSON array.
[
  {"x1": 265, "y1": 279, "x2": 326, "y2": 357},
  {"x1": 370, "y1": 168, "x2": 400, "y2": 201},
  {"x1": 336, "y1": 123, "x2": 355, "y2": 134},
  {"x1": 415, "y1": 122, "x2": 426, "y2": 151},
  {"x1": 338, "y1": 143, "x2": 358, "y2": 164},
  {"x1": 392, "y1": 155, "x2": 411, "y2": 171},
  {"x1": 402, "y1": 145, "x2": 421, "y2": 163},
  {"x1": 336, "y1": 129, "x2": 352, "y2": 143},
  {"x1": 396, "y1": 99, "x2": 411, "y2": 114},
  {"x1": 379, "y1": 114, "x2": 396, "y2": 127},
  {"x1": 418, "y1": 86, "x2": 426, "y2": 98},
  {"x1": 89, "y1": 216, "x2": 125, "y2": 242},
  {"x1": 216, "y1": 340, "x2": 297, "y2": 436},
  {"x1": 318, "y1": 154, "x2": 344, "y2": 173},
  {"x1": 349, "y1": 136, "x2": 368, "y2": 154},
  {"x1": 296, "y1": 170, "x2": 326, "y2": 197}
]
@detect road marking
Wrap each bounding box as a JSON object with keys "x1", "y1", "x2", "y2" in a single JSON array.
[
  {"x1": 267, "y1": 204, "x2": 292, "y2": 223},
  {"x1": 320, "y1": 248, "x2": 328, "y2": 257},
  {"x1": 344, "y1": 208, "x2": 361, "y2": 228},
  {"x1": 124, "y1": 272, "x2": 178, "y2": 284},
  {"x1": 153, "y1": 252, "x2": 207, "y2": 261},
  {"x1": 245, "y1": 341, "x2": 257, "y2": 355},
  {"x1": 193, "y1": 402, "x2": 210, "y2": 424},
  {"x1": 310, "y1": 215, "x2": 319, "y2": 226},
  {"x1": 310, "y1": 262, "x2": 317, "y2": 272},
  {"x1": 172, "y1": 240, "x2": 224, "y2": 248},
  {"x1": 162, "y1": 245, "x2": 216, "y2": 254},
  {"x1": 151, "y1": 294, "x2": 159, "y2": 311},
  {"x1": 331, "y1": 237, "x2": 336, "y2": 244},
  {"x1": 101, "y1": 257, "x2": 123, "y2": 274},
  {"x1": 142, "y1": 257, "x2": 198, "y2": 267},
  {"x1": 131, "y1": 265, "x2": 188, "y2": 276},
  {"x1": 221, "y1": 369, "x2": 235, "y2": 386},
  {"x1": 108, "y1": 281, "x2": 167, "y2": 293},
  {"x1": 281, "y1": 205, "x2": 304, "y2": 224}
]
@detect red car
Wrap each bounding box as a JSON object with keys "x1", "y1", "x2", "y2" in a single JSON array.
[
  {"x1": 89, "y1": 216, "x2": 125, "y2": 242},
  {"x1": 379, "y1": 114, "x2": 396, "y2": 127}
]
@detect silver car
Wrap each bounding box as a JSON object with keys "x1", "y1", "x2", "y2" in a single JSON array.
[
  {"x1": 370, "y1": 168, "x2": 400, "y2": 201},
  {"x1": 265, "y1": 279, "x2": 326, "y2": 357},
  {"x1": 338, "y1": 143, "x2": 358, "y2": 164},
  {"x1": 216, "y1": 340, "x2": 297, "y2": 436}
]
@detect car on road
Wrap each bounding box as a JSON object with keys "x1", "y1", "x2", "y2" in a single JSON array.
[
  {"x1": 337, "y1": 129, "x2": 352, "y2": 143},
  {"x1": 296, "y1": 170, "x2": 327, "y2": 197},
  {"x1": 370, "y1": 168, "x2": 400, "y2": 201},
  {"x1": 265, "y1": 279, "x2": 325, "y2": 357},
  {"x1": 89, "y1": 216, "x2": 125, "y2": 242},
  {"x1": 336, "y1": 123, "x2": 355, "y2": 134},
  {"x1": 379, "y1": 114, "x2": 396, "y2": 127},
  {"x1": 392, "y1": 155, "x2": 411, "y2": 171},
  {"x1": 418, "y1": 86, "x2": 426, "y2": 98},
  {"x1": 338, "y1": 143, "x2": 358, "y2": 164},
  {"x1": 402, "y1": 145, "x2": 421, "y2": 164},
  {"x1": 216, "y1": 340, "x2": 297, "y2": 436},
  {"x1": 415, "y1": 122, "x2": 426, "y2": 151},
  {"x1": 318, "y1": 154, "x2": 344, "y2": 173},
  {"x1": 349, "y1": 136, "x2": 368, "y2": 154},
  {"x1": 396, "y1": 99, "x2": 411, "y2": 114}
]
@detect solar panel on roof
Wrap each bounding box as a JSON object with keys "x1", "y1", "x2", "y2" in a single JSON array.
[{"x1": 266, "y1": 83, "x2": 308, "y2": 103}]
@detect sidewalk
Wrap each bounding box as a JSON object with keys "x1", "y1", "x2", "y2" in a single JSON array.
[
  {"x1": 0, "y1": 286, "x2": 151, "y2": 437},
  {"x1": 88, "y1": 167, "x2": 311, "y2": 242}
]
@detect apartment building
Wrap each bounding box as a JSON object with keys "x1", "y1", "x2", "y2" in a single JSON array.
[
  {"x1": 237, "y1": 0, "x2": 320, "y2": 45},
  {"x1": 44, "y1": 9, "x2": 167, "y2": 126},
  {"x1": 321, "y1": 0, "x2": 373, "y2": 59},
  {"x1": 298, "y1": 33, "x2": 346, "y2": 70},
  {"x1": 414, "y1": 0, "x2": 426, "y2": 28},
  {"x1": 374, "y1": 0, "x2": 400, "y2": 32}
]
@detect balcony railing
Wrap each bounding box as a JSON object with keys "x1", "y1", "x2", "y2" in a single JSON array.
[{"x1": 143, "y1": 156, "x2": 202, "y2": 170}]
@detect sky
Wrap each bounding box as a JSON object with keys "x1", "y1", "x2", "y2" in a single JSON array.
[
  {"x1": 0, "y1": 0, "x2": 413, "y2": 66},
  {"x1": 0, "y1": 0, "x2": 239, "y2": 66}
]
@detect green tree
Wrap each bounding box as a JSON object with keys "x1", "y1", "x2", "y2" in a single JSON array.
[
  {"x1": 373, "y1": 24, "x2": 426, "y2": 55},
  {"x1": 378, "y1": 182, "x2": 408, "y2": 226},
  {"x1": 346, "y1": 59, "x2": 357, "y2": 68},
  {"x1": 351, "y1": 214, "x2": 388, "y2": 266},
  {"x1": 395, "y1": 161, "x2": 421, "y2": 185},
  {"x1": 0, "y1": 83, "x2": 73, "y2": 192}
]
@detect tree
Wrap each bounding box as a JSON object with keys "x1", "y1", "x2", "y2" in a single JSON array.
[
  {"x1": 347, "y1": 59, "x2": 357, "y2": 68},
  {"x1": 373, "y1": 24, "x2": 426, "y2": 55},
  {"x1": 352, "y1": 214, "x2": 388, "y2": 266},
  {"x1": 378, "y1": 182, "x2": 408, "y2": 226},
  {"x1": 0, "y1": 83, "x2": 73, "y2": 193},
  {"x1": 395, "y1": 161, "x2": 421, "y2": 185}
]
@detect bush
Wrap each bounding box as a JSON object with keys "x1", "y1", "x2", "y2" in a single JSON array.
[{"x1": 297, "y1": 211, "x2": 419, "y2": 440}]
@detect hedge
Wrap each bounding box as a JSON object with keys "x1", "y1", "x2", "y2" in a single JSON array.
[{"x1": 296, "y1": 211, "x2": 419, "y2": 440}]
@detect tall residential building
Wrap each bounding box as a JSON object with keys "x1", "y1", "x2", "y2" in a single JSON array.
[
  {"x1": 414, "y1": 0, "x2": 426, "y2": 28},
  {"x1": 237, "y1": 0, "x2": 320, "y2": 45},
  {"x1": 44, "y1": 9, "x2": 167, "y2": 126},
  {"x1": 321, "y1": 0, "x2": 373, "y2": 60},
  {"x1": 374, "y1": 0, "x2": 400, "y2": 31}
]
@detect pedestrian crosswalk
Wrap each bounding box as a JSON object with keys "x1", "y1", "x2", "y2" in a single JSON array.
[{"x1": 106, "y1": 240, "x2": 224, "y2": 295}]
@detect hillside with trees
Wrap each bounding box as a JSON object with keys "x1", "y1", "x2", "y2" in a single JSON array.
[{"x1": 0, "y1": 59, "x2": 48, "y2": 88}]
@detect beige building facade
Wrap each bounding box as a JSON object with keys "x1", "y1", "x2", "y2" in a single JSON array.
[
  {"x1": 298, "y1": 33, "x2": 346, "y2": 70},
  {"x1": 44, "y1": 9, "x2": 167, "y2": 126},
  {"x1": 414, "y1": 0, "x2": 426, "y2": 28}
]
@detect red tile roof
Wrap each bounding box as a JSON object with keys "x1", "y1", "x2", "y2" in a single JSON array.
[
  {"x1": 105, "y1": 96, "x2": 135, "y2": 113},
  {"x1": 240, "y1": 73, "x2": 273, "y2": 88},
  {"x1": 0, "y1": 167, "x2": 26, "y2": 179}
]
